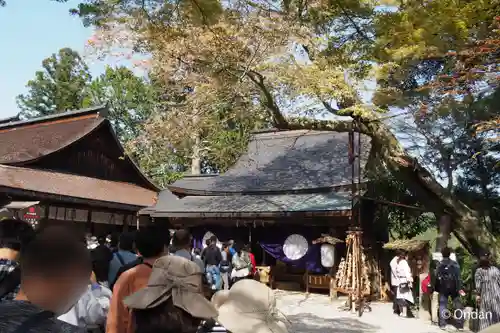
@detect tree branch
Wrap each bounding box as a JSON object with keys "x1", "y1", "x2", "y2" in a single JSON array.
[{"x1": 245, "y1": 70, "x2": 288, "y2": 128}]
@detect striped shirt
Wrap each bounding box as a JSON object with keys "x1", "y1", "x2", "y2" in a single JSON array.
[{"x1": 0, "y1": 259, "x2": 20, "y2": 301}]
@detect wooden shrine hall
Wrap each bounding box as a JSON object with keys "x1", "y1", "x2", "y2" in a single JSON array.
[
  {"x1": 140, "y1": 129, "x2": 386, "y2": 294},
  {"x1": 0, "y1": 106, "x2": 158, "y2": 234}
]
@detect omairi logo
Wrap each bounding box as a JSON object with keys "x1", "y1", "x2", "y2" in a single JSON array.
[{"x1": 23, "y1": 206, "x2": 40, "y2": 227}]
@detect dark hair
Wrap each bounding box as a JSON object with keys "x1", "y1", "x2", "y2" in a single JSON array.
[
  {"x1": 136, "y1": 227, "x2": 168, "y2": 258},
  {"x1": 0, "y1": 219, "x2": 35, "y2": 252},
  {"x1": 243, "y1": 244, "x2": 251, "y2": 252},
  {"x1": 133, "y1": 298, "x2": 201, "y2": 333},
  {"x1": 97, "y1": 235, "x2": 107, "y2": 245},
  {"x1": 209, "y1": 235, "x2": 217, "y2": 243},
  {"x1": 479, "y1": 251, "x2": 491, "y2": 268},
  {"x1": 441, "y1": 247, "x2": 451, "y2": 258},
  {"x1": 20, "y1": 226, "x2": 91, "y2": 278},
  {"x1": 119, "y1": 232, "x2": 136, "y2": 252},
  {"x1": 110, "y1": 232, "x2": 119, "y2": 248},
  {"x1": 172, "y1": 229, "x2": 192, "y2": 249},
  {"x1": 205, "y1": 239, "x2": 211, "y2": 246},
  {"x1": 233, "y1": 242, "x2": 242, "y2": 254}
]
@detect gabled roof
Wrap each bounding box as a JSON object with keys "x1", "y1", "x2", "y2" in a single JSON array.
[
  {"x1": 0, "y1": 107, "x2": 106, "y2": 164},
  {"x1": 0, "y1": 164, "x2": 156, "y2": 209},
  {"x1": 0, "y1": 105, "x2": 159, "y2": 191},
  {"x1": 168, "y1": 129, "x2": 370, "y2": 195}
]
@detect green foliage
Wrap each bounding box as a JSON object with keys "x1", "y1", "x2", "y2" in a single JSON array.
[
  {"x1": 455, "y1": 246, "x2": 478, "y2": 307},
  {"x1": 17, "y1": 48, "x2": 92, "y2": 118},
  {"x1": 87, "y1": 66, "x2": 158, "y2": 142},
  {"x1": 370, "y1": 176, "x2": 434, "y2": 239}
]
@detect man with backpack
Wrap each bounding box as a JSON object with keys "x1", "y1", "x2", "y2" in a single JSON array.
[
  {"x1": 172, "y1": 229, "x2": 205, "y2": 271},
  {"x1": 107, "y1": 232, "x2": 137, "y2": 288},
  {"x1": 0, "y1": 219, "x2": 35, "y2": 301},
  {"x1": 435, "y1": 247, "x2": 465, "y2": 330}
]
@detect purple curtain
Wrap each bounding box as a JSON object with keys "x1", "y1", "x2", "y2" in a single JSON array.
[
  {"x1": 254, "y1": 225, "x2": 326, "y2": 273},
  {"x1": 259, "y1": 242, "x2": 323, "y2": 272}
]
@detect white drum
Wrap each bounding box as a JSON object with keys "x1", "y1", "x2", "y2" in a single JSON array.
[
  {"x1": 283, "y1": 234, "x2": 309, "y2": 260},
  {"x1": 320, "y1": 243, "x2": 335, "y2": 268},
  {"x1": 202, "y1": 231, "x2": 222, "y2": 249}
]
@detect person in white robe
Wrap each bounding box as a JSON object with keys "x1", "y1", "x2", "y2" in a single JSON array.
[
  {"x1": 395, "y1": 252, "x2": 414, "y2": 317},
  {"x1": 390, "y1": 252, "x2": 401, "y2": 315}
]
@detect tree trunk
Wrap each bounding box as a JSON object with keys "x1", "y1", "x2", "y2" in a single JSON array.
[
  {"x1": 282, "y1": 117, "x2": 498, "y2": 258},
  {"x1": 191, "y1": 131, "x2": 202, "y2": 175},
  {"x1": 191, "y1": 111, "x2": 202, "y2": 175},
  {"x1": 436, "y1": 215, "x2": 452, "y2": 252}
]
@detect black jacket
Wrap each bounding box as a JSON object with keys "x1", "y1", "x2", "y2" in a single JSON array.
[{"x1": 203, "y1": 245, "x2": 222, "y2": 266}]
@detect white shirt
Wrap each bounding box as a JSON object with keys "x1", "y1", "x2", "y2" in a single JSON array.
[
  {"x1": 58, "y1": 283, "x2": 112, "y2": 328},
  {"x1": 390, "y1": 256, "x2": 399, "y2": 286},
  {"x1": 395, "y1": 258, "x2": 414, "y2": 303}
]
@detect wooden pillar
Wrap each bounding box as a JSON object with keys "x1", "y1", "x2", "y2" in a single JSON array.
[
  {"x1": 123, "y1": 214, "x2": 129, "y2": 232},
  {"x1": 86, "y1": 210, "x2": 93, "y2": 234},
  {"x1": 41, "y1": 204, "x2": 50, "y2": 229}
]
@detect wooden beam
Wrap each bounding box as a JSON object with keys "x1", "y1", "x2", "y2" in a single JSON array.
[{"x1": 0, "y1": 186, "x2": 144, "y2": 212}]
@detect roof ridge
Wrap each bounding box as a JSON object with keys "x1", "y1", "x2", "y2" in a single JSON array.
[{"x1": 0, "y1": 105, "x2": 107, "y2": 130}]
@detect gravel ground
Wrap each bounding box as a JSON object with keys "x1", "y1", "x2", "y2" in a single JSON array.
[{"x1": 275, "y1": 291, "x2": 457, "y2": 333}]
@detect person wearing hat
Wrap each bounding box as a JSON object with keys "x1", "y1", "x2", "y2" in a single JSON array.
[
  {"x1": 124, "y1": 255, "x2": 218, "y2": 333},
  {"x1": 475, "y1": 251, "x2": 500, "y2": 331},
  {"x1": 209, "y1": 279, "x2": 289, "y2": 333}
]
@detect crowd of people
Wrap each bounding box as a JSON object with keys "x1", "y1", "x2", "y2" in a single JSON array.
[
  {"x1": 390, "y1": 246, "x2": 500, "y2": 332},
  {"x1": 0, "y1": 219, "x2": 287, "y2": 333}
]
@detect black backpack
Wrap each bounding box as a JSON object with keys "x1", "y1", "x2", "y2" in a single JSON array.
[
  {"x1": 0, "y1": 266, "x2": 21, "y2": 300},
  {"x1": 437, "y1": 263, "x2": 458, "y2": 295}
]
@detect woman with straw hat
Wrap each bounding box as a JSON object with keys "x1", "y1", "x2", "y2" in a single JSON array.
[
  {"x1": 123, "y1": 255, "x2": 218, "y2": 333},
  {"x1": 208, "y1": 279, "x2": 289, "y2": 333}
]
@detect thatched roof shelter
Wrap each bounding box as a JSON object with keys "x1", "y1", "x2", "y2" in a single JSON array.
[
  {"x1": 312, "y1": 234, "x2": 344, "y2": 245},
  {"x1": 383, "y1": 239, "x2": 429, "y2": 252}
]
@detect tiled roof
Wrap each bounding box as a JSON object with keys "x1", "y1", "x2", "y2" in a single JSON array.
[
  {"x1": 169, "y1": 130, "x2": 370, "y2": 194},
  {"x1": 138, "y1": 189, "x2": 179, "y2": 215},
  {"x1": 0, "y1": 165, "x2": 157, "y2": 209},
  {"x1": 0, "y1": 112, "x2": 104, "y2": 164},
  {"x1": 148, "y1": 190, "x2": 353, "y2": 218},
  {"x1": 0, "y1": 106, "x2": 159, "y2": 192}
]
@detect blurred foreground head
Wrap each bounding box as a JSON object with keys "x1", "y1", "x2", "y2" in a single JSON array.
[
  {"x1": 19, "y1": 226, "x2": 91, "y2": 315},
  {"x1": 172, "y1": 229, "x2": 192, "y2": 251}
]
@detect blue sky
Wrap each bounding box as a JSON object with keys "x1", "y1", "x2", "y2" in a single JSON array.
[{"x1": 0, "y1": 0, "x2": 106, "y2": 118}]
